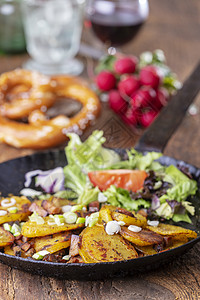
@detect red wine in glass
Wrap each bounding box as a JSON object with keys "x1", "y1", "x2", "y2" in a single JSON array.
[{"x1": 87, "y1": 0, "x2": 149, "y2": 47}]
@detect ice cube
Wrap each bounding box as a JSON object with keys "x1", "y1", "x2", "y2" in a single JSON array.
[{"x1": 44, "y1": 0, "x2": 73, "y2": 25}]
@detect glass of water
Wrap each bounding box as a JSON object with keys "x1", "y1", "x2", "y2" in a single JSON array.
[{"x1": 22, "y1": 0, "x2": 85, "y2": 75}]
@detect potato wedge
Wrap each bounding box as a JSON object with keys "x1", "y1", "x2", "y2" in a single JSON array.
[
  {"x1": 21, "y1": 216, "x2": 84, "y2": 237},
  {"x1": 112, "y1": 211, "x2": 147, "y2": 227},
  {"x1": 34, "y1": 232, "x2": 71, "y2": 254},
  {"x1": 120, "y1": 227, "x2": 163, "y2": 246},
  {"x1": 0, "y1": 227, "x2": 14, "y2": 247},
  {"x1": 146, "y1": 223, "x2": 197, "y2": 241},
  {"x1": 0, "y1": 196, "x2": 31, "y2": 224},
  {"x1": 79, "y1": 225, "x2": 138, "y2": 263}
]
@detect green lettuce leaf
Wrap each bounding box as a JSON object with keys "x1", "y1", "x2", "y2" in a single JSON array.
[
  {"x1": 63, "y1": 164, "x2": 89, "y2": 195},
  {"x1": 172, "y1": 213, "x2": 192, "y2": 224},
  {"x1": 111, "y1": 149, "x2": 162, "y2": 171},
  {"x1": 65, "y1": 130, "x2": 120, "y2": 172},
  {"x1": 54, "y1": 190, "x2": 77, "y2": 199},
  {"x1": 166, "y1": 181, "x2": 197, "y2": 202},
  {"x1": 163, "y1": 165, "x2": 197, "y2": 202},
  {"x1": 64, "y1": 131, "x2": 120, "y2": 194},
  {"x1": 104, "y1": 185, "x2": 150, "y2": 211},
  {"x1": 77, "y1": 187, "x2": 100, "y2": 206}
]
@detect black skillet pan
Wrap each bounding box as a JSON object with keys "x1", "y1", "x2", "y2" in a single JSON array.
[{"x1": 0, "y1": 63, "x2": 199, "y2": 280}]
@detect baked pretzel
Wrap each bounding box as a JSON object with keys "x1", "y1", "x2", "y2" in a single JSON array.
[
  {"x1": 0, "y1": 69, "x2": 56, "y2": 120},
  {"x1": 0, "y1": 81, "x2": 100, "y2": 149}
]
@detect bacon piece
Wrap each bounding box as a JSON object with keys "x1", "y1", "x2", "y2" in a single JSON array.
[
  {"x1": 15, "y1": 239, "x2": 23, "y2": 246},
  {"x1": 137, "y1": 209, "x2": 148, "y2": 218},
  {"x1": 13, "y1": 245, "x2": 21, "y2": 256},
  {"x1": 115, "y1": 207, "x2": 134, "y2": 217},
  {"x1": 69, "y1": 235, "x2": 80, "y2": 257},
  {"x1": 21, "y1": 242, "x2": 31, "y2": 252},
  {"x1": 22, "y1": 236, "x2": 29, "y2": 243},
  {"x1": 25, "y1": 248, "x2": 35, "y2": 257},
  {"x1": 88, "y1": 201, "x2": 100, "y2": 212},
  {"x1": 41, "y1": 200, "x2": 61, "y2": 215},
  {"x1": 43, "y1": 250, "x2": 65, "y2": 262},
  {"x1": 67, "y1": 255, "x2": 83, "y2": 263},
  {"x1": 29, "y1": 202, "x2": 48, "y2": 217},
  {"x1": 163, "y1": 236, "x2": 172, "y2": 247}
]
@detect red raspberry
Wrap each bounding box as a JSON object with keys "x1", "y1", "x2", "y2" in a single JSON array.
[
  {"x1": 114, "y1": 56, "x2": 137, "y2": 74},
  {"x1": 118, "y1": 76, "x2": 140, "y2": 97},
  {"x1": 96, "y1": 71, "x2": 116, "y2": 91},
  {"x1": 139, "y1": 110, "x2": 158, "y2": 128},
  {"x1": 140, "y1": 65, "x2": 160, "y2": 89},
  {"x1": 108, "y1": 90, "x2": 127, "y2": 114},
  {"x1": 131, "y1": 87, "x2": 156, "y2": 109}
]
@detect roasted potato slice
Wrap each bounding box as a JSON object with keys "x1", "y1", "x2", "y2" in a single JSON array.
[
  {"x1": 99, "y1": 205, "x2": 113, "y2": 224},
  {"x1": 167, "y1": 240, "x2": 188, "y2": 250},
  {"x1": 21, "y1": 216, "x2": 84, "y2": 237},
  {"x1": 146, "y1": 223, "x2": 197, "y2": 241},
  {"x1": 120, "y1": 227, "x2": 163, "y2": 246},
  {"x1": 0, "y1": 196, "x2": 31, "y2": 224},
  {"x1": 134, "y1": 245, "x2": 157, "y2": 256},
  {"x1": 0, "y1": 227, "x2": 14, "y2": 247},
  {"x1": 4, "y1": 245, "x2": 14, "y2": 256},
  {"x1": 112, "y1": 211, "x2": 147, "y2": 227},
  {"x1": 34, "y1": 231, "x2": 71, "y2": 254},
  {"x1": 79, "y1": 225, "x2": 138, "y2": 263}
]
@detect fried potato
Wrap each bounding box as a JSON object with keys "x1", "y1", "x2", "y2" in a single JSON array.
[
  {"x1": 167, "y1": 240, "x2": 187, "y2": 250},
  {"x1": 120, "y1": 227, "x2": 163, "y2": 246},
  {"x1": 134, "y1": 245, "x2": 157, "y2": 256},
  {"x1": 79, "y1": 225, "x2": 138, "y2": 263},
  {"x1": 112, "y1": 211, "x2": 147, "y2": 227},
  {"x1": 21, "y1": 216, "x2": 84, "y2": 237},
  {"x1": 99, "y1": 205, "x2": 113, "y2": 224},
  {"x1": 0, "y1": 227, "x2": 14, "y2": 247},
  {"x1": 146, "y1": 223, "x2": 197, "y2": 241},
  {"x1": 34, "y1": 232, "x2": 71, "y2": 254},
  {"x1": 4, "y1": 245, "x2": 14, "y2": 256},
  {"x1": 0, "y1": 196, "x2": 31, "y2": 224}
]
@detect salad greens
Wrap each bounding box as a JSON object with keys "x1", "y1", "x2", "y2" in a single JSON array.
[
  {"x1": 104, "y1": 185, "x2": 151, "y2": 211},
  {"x1": 63, "y1": 131, "x2": 120, "y2": 195},
  {"x1": 27, "y1": 130, "x2": 198, "y2": 224}
]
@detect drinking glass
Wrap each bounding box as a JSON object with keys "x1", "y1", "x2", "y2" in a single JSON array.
[
  {"x1": 0, "y1": 0, "x2": 26, "y2": 54},
  {"x1": 22, "y1": 0, "x2": 85, "y2": 75},
  {"x1": 86, "y1": 0, "x2": 149, "y2": 53}
]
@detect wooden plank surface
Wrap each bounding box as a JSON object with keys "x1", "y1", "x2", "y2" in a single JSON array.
[{"x1": 0, "y1": 0, "x2": 200, "y2": 299}]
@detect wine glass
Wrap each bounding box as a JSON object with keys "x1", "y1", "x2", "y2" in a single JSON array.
[{"x1": 86, "y1": 0, "x2": 149, "y2": 53}]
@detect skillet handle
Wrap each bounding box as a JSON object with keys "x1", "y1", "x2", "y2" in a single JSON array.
[{"x1": 135, "y1": 62, "x2": 200, "y2": 152}]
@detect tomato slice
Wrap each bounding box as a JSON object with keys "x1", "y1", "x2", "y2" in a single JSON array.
[{"x1": 88, "y1": 170, "x2": 148, "y2": 192}]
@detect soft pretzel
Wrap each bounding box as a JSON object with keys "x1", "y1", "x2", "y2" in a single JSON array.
[
  {"x1": 0, "y1": 69, "x2": 56, "y2": 120},
  {"x1": 0, "y1": 82, "x2": 100, "y2": 149}
]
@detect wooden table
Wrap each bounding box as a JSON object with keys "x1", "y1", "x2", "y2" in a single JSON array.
[{"x1": 0, "y1": 0, "x2": 200, "y2": 299}]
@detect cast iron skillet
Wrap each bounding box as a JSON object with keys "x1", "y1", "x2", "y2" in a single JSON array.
[{"x1": 0, "y1": 63, "x2": 199, "y2": 280}]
